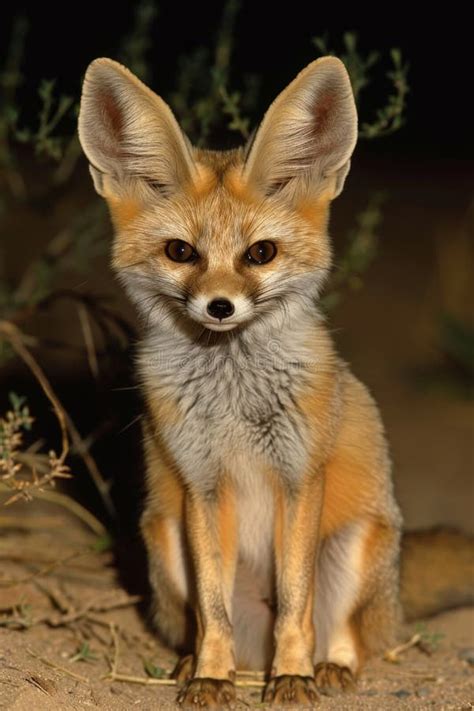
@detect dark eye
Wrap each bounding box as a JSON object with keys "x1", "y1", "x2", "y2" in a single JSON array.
[
  {"x1": 246, "y1": 241, "x2": 277, "y2": 265},
  {"x1": 165, "y1": 240, "x2": 198, "y2": 263}
]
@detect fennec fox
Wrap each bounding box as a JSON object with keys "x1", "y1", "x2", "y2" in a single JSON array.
[{"x1": 79, "y1": 56, "x2": 403, "y2": 707}]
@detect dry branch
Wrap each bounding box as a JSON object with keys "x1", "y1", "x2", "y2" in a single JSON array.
[
  {"x1": 27, "y1": 648, "x2": 90, "y2": 683},
  {"x1": 0, "y1": 320, "x2": 68, "y2": 458},
  {"x1": 0, "y1": 319, "x2": 115, "y2": 516},
  {"x1": 46, "y1": 593, "x2": 142, "y2": 627},
  {"x1": 0, "y1": 547, "x2": 94, "y2": 588},
  {"x1": 104, "y1": 673, "x2": 266, "y2": 688}
]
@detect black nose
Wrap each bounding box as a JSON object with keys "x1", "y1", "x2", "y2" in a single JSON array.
[{"x1": 207, "y1": 298, "x2": 235, "y2": 320}]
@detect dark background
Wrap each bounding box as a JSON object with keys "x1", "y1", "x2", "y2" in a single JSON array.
[{"x1": 1, "y1": 2, "x2": 472, "y2": 160}]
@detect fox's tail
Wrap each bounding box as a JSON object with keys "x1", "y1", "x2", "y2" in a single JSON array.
[{"x1": 400, "y1": 527, "x2": 474, "y2": 620}]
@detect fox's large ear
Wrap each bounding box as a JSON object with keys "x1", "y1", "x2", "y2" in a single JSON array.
[
  {"x1": 78, "y1": 58, "x2": 195, "y2": 197},
  {"x1": 243, "y1": 57, "x2": 357, "y2": 201}
]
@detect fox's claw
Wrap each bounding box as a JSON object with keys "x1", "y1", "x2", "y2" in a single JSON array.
[
  {"x1": 314, "y1": 662, "x2": 355, "y2": 692},
  {"x1": 177, "y1": 677, "x2": 236, "y2": 708},
  {"x1": 263, "y1": 674, "x2": 319, "y2": 706}
]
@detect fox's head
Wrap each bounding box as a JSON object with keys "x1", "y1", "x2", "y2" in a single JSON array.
[{"x1": 78, "y1": 57, "x2": 357, "y2": 335}]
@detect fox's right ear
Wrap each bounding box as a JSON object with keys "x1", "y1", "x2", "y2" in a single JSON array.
[
  {"x1": 243, "y1": 57, "x2": 357, "y2": 202},
  {"x1": 78, "y1": 58, "x2": 195, "y2": 198}
]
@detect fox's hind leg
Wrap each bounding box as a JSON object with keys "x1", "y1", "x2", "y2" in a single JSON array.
[
  {"x1": 140, "y1": 427, "x2": 196, "y2": 661},
  {"x1": 141, "y1": 509, "x2": 195, "y2": 654},
  {"x1": 314, "y1": 519, "x2": 401, "y2": 691}
]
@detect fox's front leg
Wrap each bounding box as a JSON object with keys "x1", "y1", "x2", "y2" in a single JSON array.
[
  {"x1": 178, "y1": 485, "x2": 238, "y2": 709},
  {"x1": 264, "y1": 474, "x2": 323, "y2": 706}
]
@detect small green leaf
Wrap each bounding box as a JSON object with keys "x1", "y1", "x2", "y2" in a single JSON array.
[
  {"x1": 38, "y1": 78, "x2": 55, "y2": 101},
  {"x1": 8, "y1": 392, "x2": 26, "y2": 412},
  {"x1": 390, "y1": 47, "x2": 402, "y2": 66},
  {"x1": 343, "y1": 31, "x2": 356, "y2": 52},
  {"x1": 14, "y1": 128, "x2": 30, "y2": 143},
  {"x1": 143, "y1": 659, "x2": 168, "y2": 678},
  {"x1": 69, "y1": 642, "x2": 99, "y2": 663},
  {"x1": 312, "y1": 32, "x2": 330, "y2": 54},
  {"x1": 414, "y1": 622, "x2": 445, "y2": 651}
]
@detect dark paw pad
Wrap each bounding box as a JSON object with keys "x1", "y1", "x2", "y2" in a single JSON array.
[
  {"x1": 263, "y1": 674, "x2": 319, "y2": 706},
  {"x1": 177, "y1": 677, "x2": 236, "y2": 708},
  {"x1": 314, "y1": 662, "x2": 355, "y2": 693}
]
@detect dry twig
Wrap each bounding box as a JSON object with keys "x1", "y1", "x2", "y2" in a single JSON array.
[
  {"x1": 102, "y1": 617, "x2": 267, "y2": 689},
  {"x1": 27, "y1": 648, "x2": 90, "y2": 683},
  {"x1": 108, "y1": 622, "x2": 120, "y2": 677},
  {"x1": 0, "y1": 319, "x2": 115, "y2": 516},
  {"x1": 47, "y1": 593, "x2": 142, "y2": 627},
  {"x1": 105, "y1": 673, "x2": 266, "y2": 688},
  {"x1": 0, "y1": 484, "x2": 107, "y2": 536},
  {"x1": 0, "y1": 321, "x2": 68, "y2": 457},
  {"x1": 384, "y1": 633, "x2": 422, "y2": 663},
  {"x1": 0, "y1": 547, "x2": 93, "y2": 588}
]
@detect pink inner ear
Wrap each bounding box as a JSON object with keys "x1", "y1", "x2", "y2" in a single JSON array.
[
  {"x1": 101, "y1": 88, "x2": 125, "y2": 143},
  {"x1": 309, "y1": 88, "x2": 339, "y2": 155},
  {"x1": 310, "y1": 88, "x2": 336, "y2": 135}
]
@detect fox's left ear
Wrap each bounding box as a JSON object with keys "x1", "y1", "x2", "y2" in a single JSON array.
[
  {"x1": 243, "y1": 57, "x2": 357, "y2": 201},
  {"x1": 78, "y1": 58, "x2": 195, "y2": 198}
]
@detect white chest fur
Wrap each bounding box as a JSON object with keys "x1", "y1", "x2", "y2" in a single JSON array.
[
  {"x1": 229, "y1": 451, "x2": 275, "y2": 572},
  {"x1": 140, "y1": 320, "x2": 316, "y2": 563}
]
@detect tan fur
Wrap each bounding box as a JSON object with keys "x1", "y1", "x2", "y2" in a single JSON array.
[
  {"x1": 78, "y1": 56, "x2": 471, "y2": 708},
  {"x1": 400, "y1": 528, "x2": 474, "y2": 619},
  {"x1": 217, "y1": 481, "x2": 239, "y2": 615},
  {"x1": 271, "y1": 472, "x2": 322, "y2": 677}
]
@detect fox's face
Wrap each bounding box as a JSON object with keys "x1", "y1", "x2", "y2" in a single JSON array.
[{"x1": 78, "y1": 57, "x2": 357, "y2": 335}]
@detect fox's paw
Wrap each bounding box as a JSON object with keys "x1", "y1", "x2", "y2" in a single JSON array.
[
  {"x1": 314, "y1": 662, "x2": 355, "y2": 693},
  {"x1": 263, "y1": 675, "x2": 319, "y2": 706},
  {"x1": 177, "y1": 678, "x2": 236, "y2": 708},
  {"x1": 171, "y1": 654, "x2": 195, "y2": 684}
]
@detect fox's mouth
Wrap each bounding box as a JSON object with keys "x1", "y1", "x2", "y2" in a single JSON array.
[{"x1": 201, "y1": 320, "x2": 240, "y2": 332}]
